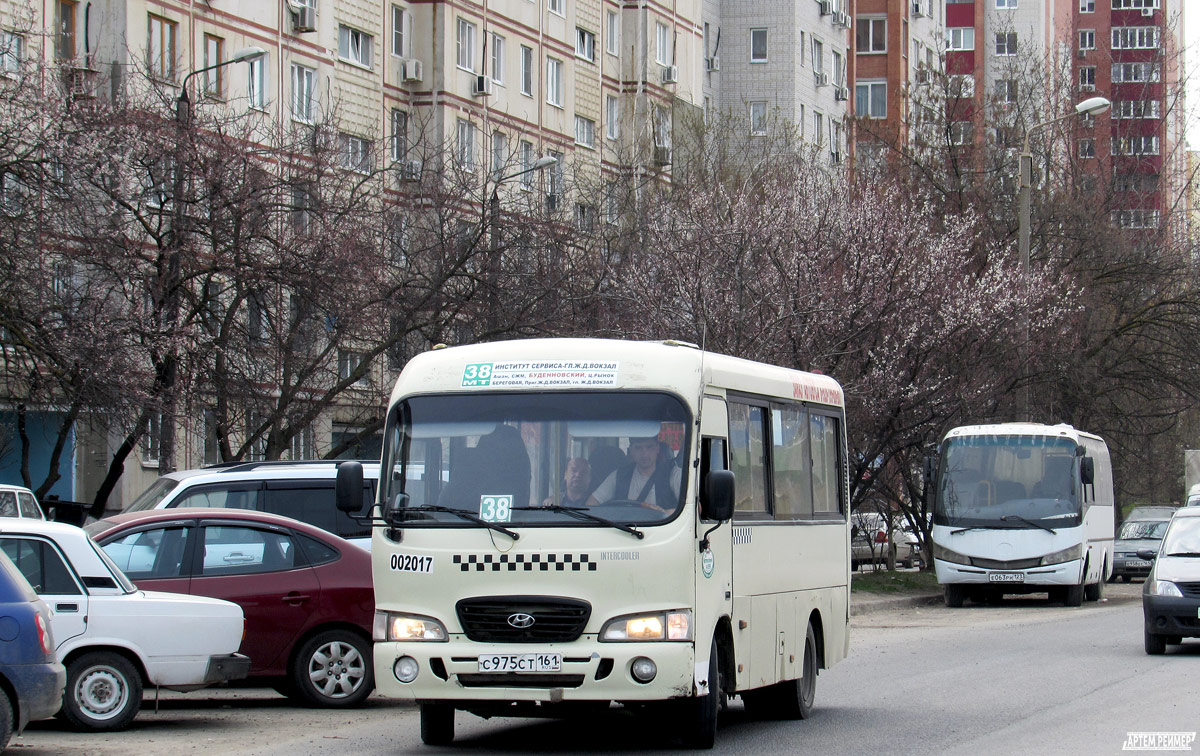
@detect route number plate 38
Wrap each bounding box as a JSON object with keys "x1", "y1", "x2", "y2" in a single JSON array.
[
  {"x1": 988, "y1": 572, "x2": 1025, "y2": 583},
  {"x1": 477, "y1": 653, "x2": 562, "y2": 673}
]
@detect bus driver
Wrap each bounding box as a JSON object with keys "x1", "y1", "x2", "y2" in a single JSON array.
[{"x1": 587, "y1": 435, "x2": 681, "y2": 514}]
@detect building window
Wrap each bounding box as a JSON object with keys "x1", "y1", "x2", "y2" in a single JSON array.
[
  {"x1": 606, "y1": 95, "x2": 619, "y2": 140},
  {"x1": 1079, "y1": 0, "x2": 1094, "y2": 10},
  {"x1": 832, "y1": 51, "x2": 844, "y2": 86},
  {"x1": 203, "y1": 35, "x2": 224, "y2": 97},
  {"x1": 1078, "y1": 138, "x2": 1095, "y2": 158},
  {"x1": 56, "y1": 0, "x2": 77, "y2": 61},
  {"x1": 996, "y1": 0, "x2": 1017, "y2": 7},
  {"x1": 548, "y1": 0, "x2": 565, "y2": 16},
  {"x1": 655, "y1": 22, "x2": 670, "y2": 66},
  {"x1": 291, "y1": 425, "x2": 315, "y2": 461},
  {"x1": 606, "y1": 11, "x2": 619, "y2": 55},
  {"x1": 1111, "y1": 135, "x2": 1160, "y2": 156},
  {"x1": 456, "y1": 18, "x2": 476, "y2": 71},
  {"x1": 390, "y1": 109, "x2": 408, "y2": 161},
  {"x1": 749, "y1": 101, "x2": 767, "y2": 135},
  {"x1": 142, "y1": 413, "x2": 162, "y2": 465},
  {"x1": 338, "y1": 350, "x2": 369, "y2": 383},
  {"x1": 1111, "y1": 0, "x2": 1159, "y2": 7},
  {"x1": 248, "y1": 54, "x2": 268, "y2": 109},
  {"x1": 1112, "y1": 26, "x2": 1159, "y2": 50},
  {"x1": 574, "y1": 203, "x2": 594, "y2": 234},
  {"x1": 1079, "y1": 66, "x2": 1096, "y2": 91},
  {"x1": 491, "y1": 33, "x2": 505, "y2": 82},
  {"x1": 456, "y1": 119, "x2": 475, "y2": 170},
  {"x1": 338, "y1": 24, "x2": 374, "y2": 68},
  {"x1": 0, "y1": 31, "x2": 23, "y2": 74},
  {"x1": 812, "y1": 38, "x2": 824, "y2": 74},
  {"x1": 947, "y1": 27, "x2": 974, "y2": 51},
  {"x1": 750, "y1": 28, "x2": 767, "y2": 62},
  {"x1": 949, "y1": 74, "x2": 975, "y2": 98},
  {"x1": 340, "y1": 133, "x2": 372, "y2": 173},
  {"x1": 575, "y1": 116, "x2": 595, "y2": 148},
  {"x1": 855, "y1": 81, "x2": 886, "y2": 118},
  {"x1": 547, "y1": 150, "x2": 564, "y2": 203},
  {"x1": 148, "y1": 14, "x2": 177, "y2": 81},
  {"x1": 950, "y1": 121, "x2": 973, "y2": 145},
  {"x1": 858, "y1": 17, "x2": 886, "y2": 53},
  {"x1": 1078, "y1": 30, "x2": 1095, "y2": 51},
  {"x1": 546, "y1": 56, "x2": 564, "y2": 107},
  {"x1": 520, "y1": 45, "x2": 533, "y2": 96},
  {"x1": 576, "y1": 28, "x2": 596, "y2": 61},
  {"x1": 1113, "y1": 99, "x2": 1161, "y2": 119},
  {"x1": 1112, "y1": 62, "x2": 1159, "y2": 83},
  {"x1": 995, "y1": 79, "x2": 1017, "y2": 104},
  {"x1": 492, "y1": 130, "x2": 507, "y2": 175},
  {"x1": 291, "y1": 64, "x2": 317, "y2": 123},
  {"x1": 995, "y1": 32, "x2": 1017, "y2": 56},
  {"x1": 814, "y1": 112, "x2": 824, "y2": 146},
  {"x1": 519, "y1": 141, "x2": 535, "y2": 188},
  {"x1": 392, "y1": 5, "x2": 409, "y2": 57}
]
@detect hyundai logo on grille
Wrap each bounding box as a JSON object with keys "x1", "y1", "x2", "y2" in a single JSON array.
[{"x1": 507, "y1": 613, "x2": 536, "y2": 629}]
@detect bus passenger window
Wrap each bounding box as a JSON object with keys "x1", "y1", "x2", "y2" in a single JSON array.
[{"x1": 728, "y1": 402, "x2": 769, "y2": 515}]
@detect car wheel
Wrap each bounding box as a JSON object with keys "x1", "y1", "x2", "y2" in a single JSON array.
[
  {"x1": 420, "y1": 703, "x2": 455, "y2": 745},
  {"x1": 0, "y1": 687, "x2": 12, "y2": 752},
  {"x1": 1144, "y1": 629, "x2": 1166, "y2": 655},
  {"x1": 61, "y1": 651, "x2": 142, "y2": 731},
  {"x1": 678, "y1": 636, "x2": 720, "y2": 749},
  {"x1": 944, "y1": 584, "x2": 964, "y2": 608},
  {"x1": 1064, "y1": 582, "x2": 1084, "y2": 607},
  {"x1": 290, "y1": 630, "x2": 374, "y2": 708}
]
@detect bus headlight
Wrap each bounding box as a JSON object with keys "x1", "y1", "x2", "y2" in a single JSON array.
[
  {"x1": 1146, "y1": 578, "x2": 1183, "y2": 598},
  {"x1": 1040, "y1": 544, "x2": 1083, "y2": 566},
  {"x1": 600, "y1": 610, "x2": 692, "y2": 641},
  {"x1": 931, "y1": 543, "x2": 971, "y2": 566},
  {"x1": 374, "y1": 611, "x2": 448, "y2": 642}
]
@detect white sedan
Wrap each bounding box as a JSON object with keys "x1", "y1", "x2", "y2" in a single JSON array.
[{"x1": 0, "y1": 519, "x2": 249, "y2": 731}]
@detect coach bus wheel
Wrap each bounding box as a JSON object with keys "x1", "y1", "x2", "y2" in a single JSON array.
[
  {"x1": 420, "y1": 703, "x2": 455, "y2": 745},
  {"x1": 943, "y1": 585, "x2": 964, "y2": 608},
  {"x1": 1064, "y1": 582, "x2": 1084, "y2": 607}
]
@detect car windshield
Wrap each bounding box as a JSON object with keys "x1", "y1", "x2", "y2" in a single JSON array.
[
  {"x1": 381, "y1": 391, "x2": 690, "y2": 529},
  {"x1": 935, "y1": 435, "x2": 1082, "y2": 528},
  {"x1": 124, "y1": 477, "x2": 181, "y2": 513},
  {"x1": 1161, "y1": 517, "x2": 1200, "y2": 556},
  {"x1": 1117, "y1": 520, "x2": 1169, "y2": 540}
]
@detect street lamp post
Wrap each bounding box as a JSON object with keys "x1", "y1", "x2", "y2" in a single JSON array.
[
  {"x1": 157, "y1": 47, "x2": 265, "y2": 473},
  {"x1": 484, "y1": 156, "x2": 558, "y2": 331},
  {"x1": 1015, "y1": 95, "x2": 1110, "y2": 420}
]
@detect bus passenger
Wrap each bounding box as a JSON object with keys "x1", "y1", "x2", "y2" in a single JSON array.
[{"x1": 543, "y1": 457, "x2": 592, "y2": 508}]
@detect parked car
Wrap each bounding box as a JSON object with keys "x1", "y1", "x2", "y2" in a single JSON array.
[
  {"x1": 1125, "y1": 505, "x2": 1178, "y2": 521},
  {"x1": 0, "y1": 519, "x2": 248, "y2": 731},
  {"x1": 87, "y1": 508, "x2": 375, "y2": 708},
  {"x1": 1141, "y1": 507, "x2": 1200, "y2": 654},
  {"x1": 851, "y1": 511, "x2": 915, "y2": 569},
  {"x1": 1186, "y1": 485, "x2": 1200, "y2": 507},
  {"x1": 0, "y1": 485, "x2": 45, "y2": 521},
  {"x1": 120, "y1": 461, "x2": 379, "y2": 549},
  {"x1": 0, "y1": 549, "x2": 65, "y2": 752},
  {"x1": 1111, "y1": 514, "x2": 1171, "y2": 582}
]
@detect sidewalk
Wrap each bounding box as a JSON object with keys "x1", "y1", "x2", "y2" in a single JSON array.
[{"x1": 850, "y1": 591, "x2": 943, "y2": 616}]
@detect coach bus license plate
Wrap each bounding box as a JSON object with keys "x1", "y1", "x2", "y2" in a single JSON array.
[
  {"x1": 478, "y1": 653, "x2": 562, "y2": 673},
  {"x1": 988, "y1": 572, "x2": 1025, "y2": 583}
]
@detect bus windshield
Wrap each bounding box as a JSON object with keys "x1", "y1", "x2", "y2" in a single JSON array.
[
  {"x1": 380, "y1": 391, "x2": 691, "y2": 529},
  {"x1": 935, "y1": 435, "x2": 1082, "y2": 529}
]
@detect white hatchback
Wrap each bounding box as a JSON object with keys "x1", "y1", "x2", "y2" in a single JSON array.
[
  {"x1": 0, "y1": 519, "x2": 248, "y2": 731},
  {"x1": 0, "y1": 484, "x2": 46, "y2": 520}
]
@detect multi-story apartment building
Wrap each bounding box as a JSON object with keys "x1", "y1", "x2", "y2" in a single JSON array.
[{"x1": 0, "y1": 0, "x2": 706, "y2": 508}]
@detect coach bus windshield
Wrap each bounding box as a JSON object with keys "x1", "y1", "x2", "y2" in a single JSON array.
[
  {"x1": 934, "y1": 435, "x2": 1082, "y2": 529},
  {"x1": 379, "y1": 391, "x2": 691, "y2": 530}
]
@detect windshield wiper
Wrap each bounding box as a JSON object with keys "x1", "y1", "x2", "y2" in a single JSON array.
[
  {"x1": 393, "y1": 505, "x2": 519, "y2": 540},
  {"x1": 950, "y1": 525, "x2": 1013, "y2": 534},
  {"x1": 515, "y1": 505, "x2": 644, "y2": 539},
  {"x1": 1165, "y1": 552, "x2": 1200, "y2": 558},
  {"x1": 1000, "y1": 514, "x2": 1056, "y2": 534}
]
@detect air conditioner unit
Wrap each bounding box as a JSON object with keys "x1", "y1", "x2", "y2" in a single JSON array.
[
  {"x1": 836, "y1": 11, "x2": 851, "y2": 27},
  {"x1": 818, "y1": 0, "x2": 832, "y2": 15},
  {"x1": 1141, "y1": 6, "x2": 1153, "y2": 15},
  {"x1": 706, "y1": 56, "x2": 720, "y2": 72},
  {"x1": 400, "y1": 58, "x2": 423, "y2": 83},
  {"x1": 815, "y1": 71, "x2": 829, "y2": 87},
  {"x1": 1079, "y1": 83, "x2": 1096, "y2": 92},
  {"x1": 834, "y1": 85, "x2": 849, "y2": 101},
  {"x1": 661, "y1": 65, "x2": 678, "y2": 84},
  {"x1": 1077, "y1": 48, "x2": 1087, "y2": 59},
  {"x1": 398, "y1": 159, "x2": 422, "y2": 182},
  {"x1": 64, "y1": 66, "x2": 98, "y2": 99},
  {"x1": 472, "y1": 74, "x2": 492, "y2": 96},
  {"x1": 288, "y1": 0, "x2": 317, "y2": 33},
  {"x1": 653, "y1": 145, "x2": 672, "y2": 165},
  {"x1": 916, "y1": 68, "x2": 930, "y2": 84}
]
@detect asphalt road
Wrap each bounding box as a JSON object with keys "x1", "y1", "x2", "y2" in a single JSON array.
[{"x1": 12, "y1": 582, "x2": 1195, "y2": 756}]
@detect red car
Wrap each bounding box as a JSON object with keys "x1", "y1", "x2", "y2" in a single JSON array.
[{"x1": 85, "y1": 508, "x2": 374, "y2": 707}]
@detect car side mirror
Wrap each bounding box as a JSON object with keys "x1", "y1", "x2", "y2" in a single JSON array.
[
  {"x1": 1136, "y1": 548, "x2": 1157, "y2": 561},
  {"x1": 1080, "y1": 457, "x2": 1095, "y2": 486},
  {"x1": 336, "y1": 461, "x2": 365, "y2": 514},
  {"x1": 701, "y1": 470, "x2": 734, "y2": 522}
]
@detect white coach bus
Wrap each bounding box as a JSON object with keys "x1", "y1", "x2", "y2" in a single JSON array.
[
  {"x1": 928, "y1": 423, "x2": 1114, "y2": 607},
  {"x1": 336, "y1": 338, "x2": 851, "y2": 748}
]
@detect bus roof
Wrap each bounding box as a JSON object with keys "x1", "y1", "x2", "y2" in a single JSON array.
[
  {"x1": 943, "y1": 422, "x2": 1105, "y2": 446},
  {"x1": 389, "y1": 338, "x2": 844, "y2": 409}
]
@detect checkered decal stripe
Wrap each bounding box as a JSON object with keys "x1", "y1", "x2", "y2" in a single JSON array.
[{"x1": 453, "y1": 553, "x2": 598, "y2": 572}]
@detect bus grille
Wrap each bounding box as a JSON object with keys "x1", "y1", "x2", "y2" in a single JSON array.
[
  {"x1": 971, "y1": 557, "x2": 1042, "y2": 570},
  {"x1": 456, "y1": 596, "x2": 591, "y2": 643},
  {"x1": 1177, "y1": 582, "x2": 1200, "y2": 599}
]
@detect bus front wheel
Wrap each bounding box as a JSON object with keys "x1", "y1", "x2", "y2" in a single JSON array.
[
  {"x1": 944, "y1": 585, "x2": 964, "y2": 608},
  {"x1": 420, "y1": 703, "x2": 455, "y2": 745},
  {"x1": 678, "y1": 637, "x2": 720, "y2": 749},
  {"x1": 1063, "y1": 582, "x2": 1084, "y2": 607}
]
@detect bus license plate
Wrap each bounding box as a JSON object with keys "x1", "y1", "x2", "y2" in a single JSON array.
[
  {"x1": 988, "y1": 572, "x2": 1025, "y2": 583},
  {"x1": 478, "y1": 653, "x2": 562, "y2": 673}
]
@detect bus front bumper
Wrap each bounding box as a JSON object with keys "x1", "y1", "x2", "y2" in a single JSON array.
[
  {"x1": 373, "y1": 639, "x2": 697, "y2": 704},
  {"x1": 934, "y1": 558, "x2": 1083, "y2": 587}
]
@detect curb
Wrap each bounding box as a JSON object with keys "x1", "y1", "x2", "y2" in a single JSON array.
[{"x1": 850, "y1": 593, "x2": 944, "y2": 616}]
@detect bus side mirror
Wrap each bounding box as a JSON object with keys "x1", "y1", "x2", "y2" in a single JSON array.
[
  {"x1": 701, "y1": 470, "x2": 735, "y2": 522},
  {"x1": 336, "y1": 461, "x2": 365, "y2": 514},
  {"x1": 1080, "y1": 457, "x2": 1095, "y2": 486}
]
